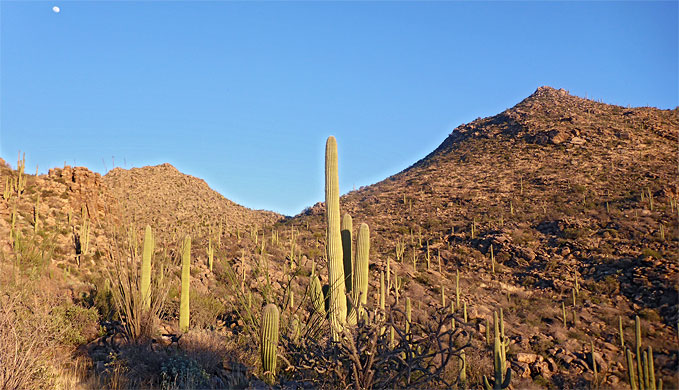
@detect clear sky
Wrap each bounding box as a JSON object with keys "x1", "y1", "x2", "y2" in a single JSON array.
[{"x1": 1, "y1": 1, "x2": 676, "y2": 216}]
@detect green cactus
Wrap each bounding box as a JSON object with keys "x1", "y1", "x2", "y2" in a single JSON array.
[
  {"x1": 33, "y1": 195, "x2": 40, "y2": 233},
  {"x1": 648, "y1": 346, "x2": 656, "y2": 390},
  {"x1": 456, "y1": 269, "x2": 460, "y2": 309},
  {"x1": 636, "y1": 315, "x2": 643, "y2": 389},
  {"x1": 81, "y1": 217, "x2": 90, "y2": 256},
  {"x1": 341, "y1": 213, "x2": 353, "y2": 295},
  {"x1": 207, "y1": 237, "x2": 214, "y2": 272},
  {"x1": 179, "y1": 235, "x2": 191, "y2": 332},
  {"x1": 309, "y1": 274, "x2": 326, "y2": 317},
  {"x1": 562, "y1": 302, "x2": 567, "y2": 327},
  {"x1": 619, "y1": 316, "x2": 625, "y2": 348},
  {"x1": 591, "y1": 341, "x2": 598, "y2": 389},
  {"x1": 490, "y1": 244, "x2": 495, "y2": 274},
  {"x1": 405, "y1": 297, "x2": 412, "y2": 336},
  {"x1": 483, "y1": 311, "x2": 511, "y2": 390},
  {"x1": 441, "y1": 285, "x2": 446, "y2": 307},
  {"x1": 140, "y1": 225, "x2": 154, "y2": 310},
  {"x1": 353, "y1": 223, "x2": 370, "y2": 319},
  {"x1": 325, "y1": 136, "x2": 347, "y2": 341},
  {"x1": 460, "y1": 350, "x2": 467, "y2": 388},
  {"x1": 627, "y1": 348, "x2": 638, "y2": 390},
  {"x1": 379, "y1": 270, "x2": 385, "y2": 311},
  {"x1": 260, "y1": 303, "x2": 279, "y2": 384}
]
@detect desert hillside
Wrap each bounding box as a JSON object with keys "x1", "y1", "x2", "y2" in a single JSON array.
[
  {"x1": 1, "y1": 86, "x2": 677, "y2": 389},
  {"x1": 287, "y1": 86, "x2": 678, "y2": 388}
]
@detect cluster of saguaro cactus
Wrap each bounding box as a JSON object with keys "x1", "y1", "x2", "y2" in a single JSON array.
[
  {"x1": 625, "y1": 315, "x2": 662, "y2": 390},
  {"x1": 179, "y1": 235, "x2": 191, "y2": 332},
  {"x1": 483, "y1": 310, "x2": 511, "y2": 390},
  {"x1": 260, "y1": 303, "x2": 280, "y2": 385}
]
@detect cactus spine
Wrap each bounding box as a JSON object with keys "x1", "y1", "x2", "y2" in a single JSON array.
[
  {"x1": 325, "y1": 136, "x2": 347, "y2": 341},
  {"x1": 260, "y1": 303, "x2": 279, "y2": 384},
  {"x1": 140, "y1": 225, "x2": 154, "y2": 310},
  {"x1": 179, "y1": 235, "x2": 191, "y2": 332}
]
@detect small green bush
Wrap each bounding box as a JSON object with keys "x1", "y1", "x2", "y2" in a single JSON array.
[{"x1": 51, "y1": 303, "x2": 99, "y2": 346}]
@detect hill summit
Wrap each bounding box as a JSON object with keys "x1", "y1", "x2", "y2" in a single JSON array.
[{"x1": 103, "y1": 163, "x2": 282, "y2": 234}]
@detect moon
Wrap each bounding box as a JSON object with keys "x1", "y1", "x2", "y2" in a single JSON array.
[{"x1": 52, "y1": 6, "x2": 60, "y2": 13}]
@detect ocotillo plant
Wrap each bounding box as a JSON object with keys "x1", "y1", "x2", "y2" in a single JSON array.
[
  {"x1": 341, "y1": 213, "x2": 353, "y2": 295},
  {"x1": 261, "y1": 303, "x2": 280, "y2": 385},
  {"x1": 325, "y1": 136, "x2": 347, "y2": 341},
  {"x1": 179, "y1": 235, "x2": 191, "y2": 332},
  {"x1": 140, "y1": 225, "x2": 154, "y2": 310}
]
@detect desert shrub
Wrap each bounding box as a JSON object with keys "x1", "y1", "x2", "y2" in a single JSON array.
[
  {"x1": 160, "y1": 355, "x2": 210, "y2": 390},
  {"x1": 282, "y1": 306, "x2": 470, "y2": 389},
  {"x1": 0, "y1": 286, "x2": 64, "y2": 389},
  {"x1": 51, "y1": 303, "x2": 99, "y2": 346},
  {"x1": 190, "y1": 289, "x2": 225, "y2": 329}
]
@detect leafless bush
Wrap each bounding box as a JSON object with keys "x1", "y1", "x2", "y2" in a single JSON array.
[
  {"x1": 282, "y1": 303, "x2": 470, "y2": 389},
  {"x1": 0, "y1": 289, "x2": 63, "y2": 389}
]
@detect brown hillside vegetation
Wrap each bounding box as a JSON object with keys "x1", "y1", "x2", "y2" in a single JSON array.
[
  {"x1": 0, "y1": 86, "x2": 677, "y2": 389},
  {"x1": 103, "y1": 163, "x2": 282, "y2": 239}
]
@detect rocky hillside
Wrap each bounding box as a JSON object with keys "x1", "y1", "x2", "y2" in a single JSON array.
[
  {"x1": 287, "y1": 86, "x2": 678, "y2": 388},
  {"x1": 103, "y1": 163, "x2": 282, "y2": 238}
]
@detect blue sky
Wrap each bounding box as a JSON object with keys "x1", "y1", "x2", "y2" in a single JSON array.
[{"x1": 1, "y1": 1, "x2": 676, "y2": 216}]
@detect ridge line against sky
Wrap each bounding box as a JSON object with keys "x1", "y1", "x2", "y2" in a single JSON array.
[{"x1": 1, "y1": 1, "x2": 676, "y2": 216}]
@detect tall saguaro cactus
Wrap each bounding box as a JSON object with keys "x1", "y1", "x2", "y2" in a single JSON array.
[
  {"x1": 179, "y1": 235, "x2": 191, "y2": 332},
  {"x1": 353, "y1": 223, "x2": 370, "y2": 319},
  {"x1": 325, "y1": 136, "x2": 347, "y2": 341},
  {"x1": 140, "y1": 225, "x2": 154, "y2": 310},
  {"x1": 261, "y1": 303, "x2": 280, "y2": 385}
]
